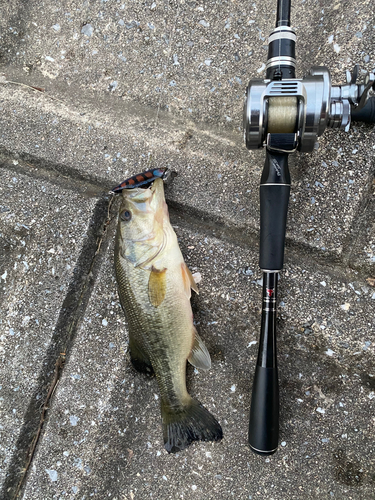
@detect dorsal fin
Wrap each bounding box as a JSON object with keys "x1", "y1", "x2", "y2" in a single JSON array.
[{"x1": 188, "y1": 328, "x2": 211, "y2": 370}]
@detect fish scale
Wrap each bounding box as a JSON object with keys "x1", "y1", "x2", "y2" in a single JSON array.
[
  {"x1": 115, "y1": 252, "x2": 191, "y2": 408},
  {"x1": 114, "y1": 177, "x2": 223, "y2": 453}
]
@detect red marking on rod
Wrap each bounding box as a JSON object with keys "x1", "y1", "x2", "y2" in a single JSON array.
[{"x1": 266, "y1": 288, "x2": 274, "y2": 298}]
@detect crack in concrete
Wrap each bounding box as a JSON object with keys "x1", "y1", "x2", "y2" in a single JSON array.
[
  {"x1": 1, "y1": 147, "x2": 373, "y2": 280},
  {"x1": 1, "y1": 194, "x2": 116, "y2": 500},
  {"x1": 0, "y1": 146, "x2": 110, "y2": 198},
  {"x1": 342, "y1": 177, "x2": 375, "y2": 272},
  {"x1": 11, "y1": 356, "x2": 65, "y2": 500}
]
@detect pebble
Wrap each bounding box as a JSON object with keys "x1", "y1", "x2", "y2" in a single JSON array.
[
  {"x1": 108, "y1": 81, "x2": 118, "y2": 92},
  {"x1": 81, "y1": 24, "x2": 93, "y2": 37},
  {"x1": 45, "y1": 469, "x2": 58, "y2": 482},
  {"x1": 70, "y1": 415, "x2": 79, "y2": 426}
]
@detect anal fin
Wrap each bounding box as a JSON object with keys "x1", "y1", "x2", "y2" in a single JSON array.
[
  {"x1": 188, "y1": 328, "x2": 211, "y2": 370},
  {"x1": 129, "y1": 335, "x2": 154, "y2": 376}
]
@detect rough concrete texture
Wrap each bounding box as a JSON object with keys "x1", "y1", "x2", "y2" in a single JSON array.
[
  {"x1": 349, "y1": 186, "x2": 375, "y2": 275},
  {"x1": 0, "y1": 0, "x2": 374, "y2": 498},
  {"x1": 0, "y1": 162, "x2": 107, "y2": 490},
  {"x1": 0, "y1": 0, "x2": 374, "y2": 258},
  {"x1": 21, "y1": 222, "x2": 375, "y2": 499},
  {"x1": 1, "y1": 82, "x2": 374, "y2": 259}
]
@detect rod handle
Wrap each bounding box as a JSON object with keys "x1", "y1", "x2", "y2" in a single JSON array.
[
  {"x1": 351, "y1": 97, "x2": 375, "y2": 123},
  {"x1": 260, "y1": 184, "x2": 290, "y2": 270},
  {"x1": 259, "y1": 151, "x2": 290, "y2": 271},
  {"x1": 248, "y1": 365, "x2": 279, "y2": 455}
]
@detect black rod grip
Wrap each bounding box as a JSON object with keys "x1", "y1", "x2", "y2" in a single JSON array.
[
  {"x1": 351, "y1": 97, "x2": 375, "y2": 123},
  {"x1": 259, "y1": 151, "x2": 290, "y2": 271},
  {"x1": 249, "y1": 366, "x2": 279, "y2": 454},
  {"x1": 260, "y1": 184, "x2": 290, "y2": 270}
]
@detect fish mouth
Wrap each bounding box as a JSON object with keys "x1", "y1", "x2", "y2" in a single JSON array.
[{"x1": 117, "y1": 176, "x2": 166, "y2": 218}]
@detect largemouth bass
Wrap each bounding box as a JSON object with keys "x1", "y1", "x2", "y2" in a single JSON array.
[{"x1": 114, "y1": 177, "x2": 222, "y2": 453}]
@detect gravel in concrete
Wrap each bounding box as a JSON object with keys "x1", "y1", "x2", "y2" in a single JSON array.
[
  {"x1": 1, "y1": 0, "x2": 374, "y2": 259},
  {"x1": 0, "y1": 0, "x2": 374, "y2": 498},
  {"x1": 0, "y1": 164, "x2": 105, "y2": 496},
  {"x1": 20, "y1": 214, "x2": 375, "y2": 500},
  {"x1": 1, "y1": 0, "x2": 374, "y2": 125}
]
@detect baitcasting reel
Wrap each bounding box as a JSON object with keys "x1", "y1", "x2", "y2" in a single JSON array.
[
  {"x1": 243, "y1": 25, "x2": 375, "y2": 153},
  {"x1": 244, "y1": 0, "x2": 375, "y2": 456}
]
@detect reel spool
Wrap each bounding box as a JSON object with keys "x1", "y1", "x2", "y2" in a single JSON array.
[{"x1": 243, "y1": 23, "x2": 375, "y2": 153}]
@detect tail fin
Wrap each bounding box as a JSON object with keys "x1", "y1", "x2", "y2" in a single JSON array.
[{"x1": 161, "y1": 398, "x2": 223, "y2": 453}]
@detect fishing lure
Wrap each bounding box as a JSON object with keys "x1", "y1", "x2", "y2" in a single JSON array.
[{"x1": 112, "y1": 168, "x2": 167, "y2": 193}]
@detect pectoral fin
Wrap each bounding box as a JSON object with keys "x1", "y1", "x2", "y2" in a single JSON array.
[
  {"x1": 148, "y1": 266, "x2": 167, "y2": 307},
  {"x1": 181, "y1": 262, "x2": 199, "y2": 299},
  {"x1": 188, "y1": 328, "x2": 211, "y2": 370}
]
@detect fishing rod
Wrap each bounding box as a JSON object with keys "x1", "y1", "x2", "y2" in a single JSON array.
[{"x1": 243, "y1": 0, "x2": 375, "y2": 454}]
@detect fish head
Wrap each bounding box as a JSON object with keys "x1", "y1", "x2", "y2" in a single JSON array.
[{"x1": 116, "y1": 178, "x2": 169, "y2": 268}]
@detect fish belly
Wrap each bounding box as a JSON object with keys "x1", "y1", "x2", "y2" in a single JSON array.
[
  {"x1": 115, "y1": 246, "x2": 222, "y2": 453},
  {"x1": 115, "y1": 253, "x2": 192, "y2": 405}
]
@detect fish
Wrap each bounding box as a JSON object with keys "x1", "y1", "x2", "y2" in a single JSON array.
[{"x1": 114, "y1": 176, "x2": 223, "y2": 453}]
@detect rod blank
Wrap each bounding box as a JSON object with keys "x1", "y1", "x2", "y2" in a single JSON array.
[
  {"x1": 249, "y1": 272, "x2": 279, "y2": 454},
  {"x1": 276, "y1": 0, "x2": 291, "y2": 27}
]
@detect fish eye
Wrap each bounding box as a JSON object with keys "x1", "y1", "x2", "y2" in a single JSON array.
[{"x1": 120, "y1": 210, "x2": 132, "y2": 222}]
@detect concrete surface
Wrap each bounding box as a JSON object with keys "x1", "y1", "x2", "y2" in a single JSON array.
[
  {"x1": 0, "y1": 156, "x2": 111, "y2": 498},
  {"x1": 0, "y1": 0, "x2": 374, "y2": 499},
  {"x1": 19, "y1": 223, "x2": 375, "y2": 500}
]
